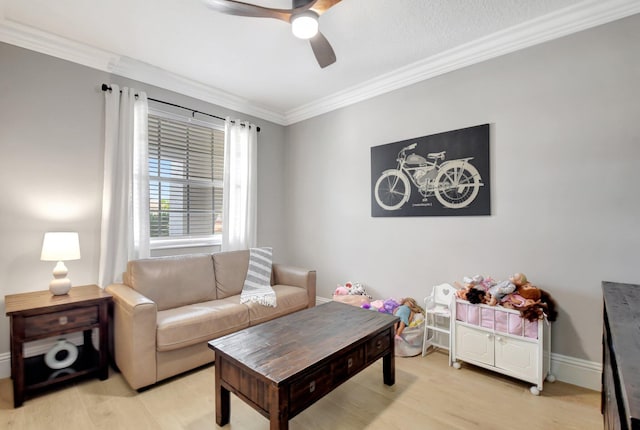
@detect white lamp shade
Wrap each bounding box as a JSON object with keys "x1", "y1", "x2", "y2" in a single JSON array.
[
  {"x1": 41, "y1": 232, "x2": 81, "y2": 261},
  {"x1": 291, "y1": 11, "x2": 319, "y2": 39}
]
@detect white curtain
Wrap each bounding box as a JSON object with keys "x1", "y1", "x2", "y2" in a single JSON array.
[
  {"x1": 98, "y1": 84, "x2": 149, "y2": 287},
  {"x1": 222, "y1": 118, "x2": 258, "y2": 251}
]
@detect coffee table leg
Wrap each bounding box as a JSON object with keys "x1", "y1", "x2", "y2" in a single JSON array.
[
  {"x1": 269, "y1": 384, "x2": 289, "y2": 430},
  {"x1": 215, "y1": 356, "x2": 230, "y2": 426},
  {"x1": 383, "y1": 330, "x2": 395, "y2": 386}
]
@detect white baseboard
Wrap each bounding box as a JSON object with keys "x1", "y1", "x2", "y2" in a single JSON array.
[
  {"x1": 550, "y1": 352, "x2": 602, "y2": 391},
  {"x1": 0, "y1": 299, "x2": 603, "y2": 393},
  {"x1": 0, "y1": 352, "x2": 9, "y2": 379}
]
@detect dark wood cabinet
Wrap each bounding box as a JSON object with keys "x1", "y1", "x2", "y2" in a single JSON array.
[
  {"x1": 5, "y1": 285, "x2": 112, "y2": 407},
  {"x1": 602, "y1": 281, "x2": 640, "y2": 430}
]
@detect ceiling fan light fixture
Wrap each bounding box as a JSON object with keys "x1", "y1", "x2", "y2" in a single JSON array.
[{"x1": 291, "y1": 11, "x2": 319, "y2": 39}]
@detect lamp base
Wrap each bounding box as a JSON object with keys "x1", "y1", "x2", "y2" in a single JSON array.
[
  {"x1": 50, "y1": 278, "x2": 71, "y2": 295},
  {"x1": 50, "y1": 261, "x2": 71, "y2": 295}
]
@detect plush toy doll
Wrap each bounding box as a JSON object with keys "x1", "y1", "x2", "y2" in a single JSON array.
[
  {"x1": 505, "y1": 273, "x2": 558, "y2": 322},
  {"x1": 455, "y1": 275, "x2": 497, "y2": 304},
  {"x1": 456, "y1": 279, "x2": 488, "y2": 305},
  {"x1": 393, "y1": 297, "x2": 425, "y2": 337},
  {"x1": 510, "y1": 272, "x2": 529, "y2": 288},
  {"x1": 465, "y1": 287, "x2": 488, "y2": 304},
  {"x1": 518, "y1": 289, "x2": 554, "y2": 321},
  {"x1": 487, "y1": 280, "x2": 516, "y2": 306}
]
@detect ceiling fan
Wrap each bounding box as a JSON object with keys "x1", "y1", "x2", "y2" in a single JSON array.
[{"x1": 204, "y1": 0, "x2": 342, "y2": 68}]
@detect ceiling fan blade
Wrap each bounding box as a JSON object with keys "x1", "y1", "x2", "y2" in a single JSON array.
[
  {"x1": 309, "y1": 0, "x2": 342, "y2": 16},
  {"x1": 309, "y1": 31, "x2": 336, "y2": 68},
  {"x1": 203, "y1": 0, "x2": 293, "y2": 22}
]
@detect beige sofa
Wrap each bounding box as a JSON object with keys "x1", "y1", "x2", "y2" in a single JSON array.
[{"x1": 105, "y1": 250, "x2": 316, "y2": 390}]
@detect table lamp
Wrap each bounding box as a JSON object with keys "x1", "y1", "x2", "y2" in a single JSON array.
[{"x1": 40, "y1": 232, "x2": 81, "y2": 295}]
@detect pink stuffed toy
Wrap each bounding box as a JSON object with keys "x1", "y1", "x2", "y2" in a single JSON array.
[{"x1": 334, "y1": 285, "x2": 349, "y2": 295}]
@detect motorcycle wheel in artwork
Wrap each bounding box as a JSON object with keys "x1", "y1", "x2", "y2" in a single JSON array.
[
  {"x1": 374, "y1": 170, "x2": 411, "y2": 210},
  {"x1": 433, "y1": 160, "x2": 481, "y2": 209}
]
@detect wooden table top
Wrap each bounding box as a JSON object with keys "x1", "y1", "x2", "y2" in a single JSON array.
[
  {"x1": 5, "y1": 284, "x2": 111, "y2": 316},
  {"x1": 209, "y1": 301, "x2": 398, "y2": 384}
]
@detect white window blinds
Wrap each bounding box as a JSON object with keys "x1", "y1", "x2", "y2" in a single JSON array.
[{"x1": 148, "y1": 114, "x2": 224, "y2": 239}]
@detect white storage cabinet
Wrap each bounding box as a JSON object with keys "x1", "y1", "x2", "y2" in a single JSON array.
[{"x1": 451, "y1": 299, "x2": 554, "y2": 395}]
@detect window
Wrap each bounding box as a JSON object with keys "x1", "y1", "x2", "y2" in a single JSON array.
[{"x1": 147, "y1": 112, "x2": 224, "y2": 248}]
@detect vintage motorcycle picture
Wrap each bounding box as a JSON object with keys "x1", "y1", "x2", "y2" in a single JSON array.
[{"x1": 371, "y1": 124, "x2": 490, "y2": 217}]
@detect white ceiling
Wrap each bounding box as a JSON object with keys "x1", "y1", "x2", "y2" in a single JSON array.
[{"x1": 1, "y1": 0, "x2": 639, "y2": 124}]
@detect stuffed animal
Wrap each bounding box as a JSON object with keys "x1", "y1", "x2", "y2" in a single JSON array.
[
  {"x1": 369, "y1": 299, "x2": 384, "y2": 311},
  {"x1": 348, "y1": 283, "x2": 372, "y2": 299},
  {"x1": 379, "y1": 298, "x2": 400, "y2": 314},
  {"x1": 335, "y1": 281, "x2": 373, "y2": 299},
  {"x1": 334, "y1": 285, "x2": 349, "y2": 295}
]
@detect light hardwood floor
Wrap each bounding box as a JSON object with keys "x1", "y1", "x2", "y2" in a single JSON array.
[{"x1": 0, "y1": 350, "x2": 601, "y2": 429}]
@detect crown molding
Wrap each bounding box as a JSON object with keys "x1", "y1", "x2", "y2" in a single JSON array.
[
  {"x1": 2, "y1": 0, "x2": 639, "y2": 127},
  {"x1": 0, "y1": 19, "x2": 288, "y2": 125},
  {"x1": 111, "y1": 56, "x2": 287, "y2": 125},
  {"x1": 0, "y1": 19, "x2": 119, "y2": 71},
  {"x1": 283, "y1": 0, "x2": 640, "y2": 125}
]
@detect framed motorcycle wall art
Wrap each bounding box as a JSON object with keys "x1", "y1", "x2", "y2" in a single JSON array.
[{"x1": 371, "y1": 123, "x2": 490, "y2": 217}]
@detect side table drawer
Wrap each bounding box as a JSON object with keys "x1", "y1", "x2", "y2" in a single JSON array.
[{"x1": 24, "y1": 306, "x2": 98, "y2": 338}]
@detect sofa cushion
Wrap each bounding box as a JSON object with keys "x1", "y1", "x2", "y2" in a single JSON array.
[
  {"x1": 156, "y1": 296, "x2": 249, "y2": 352},
  {"x1": 212, "y1": 250, "x2": 250, "y2": 299},
  {"x1": 247, "y1": 284, "x2": 309, "y2": 326},
  {"x1": 127, "y1": 254, "x2": 216, "y2": 311}
]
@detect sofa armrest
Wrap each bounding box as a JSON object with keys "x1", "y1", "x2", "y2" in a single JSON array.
[
  {"x1": 272, "y1": 264, "x2": 317, "y2": 307},
  {"x1": 105, "y1": 283, "x2": 158, "y2": 390}
]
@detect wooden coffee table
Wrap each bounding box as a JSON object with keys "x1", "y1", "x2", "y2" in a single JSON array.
[{"x1": 208, "y1": 301, "x2": 399, "y2": 429}]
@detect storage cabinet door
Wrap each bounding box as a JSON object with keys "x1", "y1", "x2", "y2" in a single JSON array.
[
  {"x1": 455, "y1": 324, "x2": 493, "y2": 365},
  {"x1": 494, "y1": 336, "x2": 538, "y2": 382}
]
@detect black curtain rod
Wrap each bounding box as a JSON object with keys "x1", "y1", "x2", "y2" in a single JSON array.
[{"x1": 101, "y1": 84, "x2": 260, "y2": 132}]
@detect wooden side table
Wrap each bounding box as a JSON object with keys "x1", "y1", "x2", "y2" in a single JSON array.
[{"x1": 5, "y1": 284, "x2": 112, "y2": 407}]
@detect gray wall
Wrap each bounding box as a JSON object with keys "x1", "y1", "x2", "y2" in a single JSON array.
[
  {"x1": 0, "y1": 42, "x2": 287, "y2": 359},
  {"x1": 284, "y1": 14, "x2": 640, "y2": 363}
]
